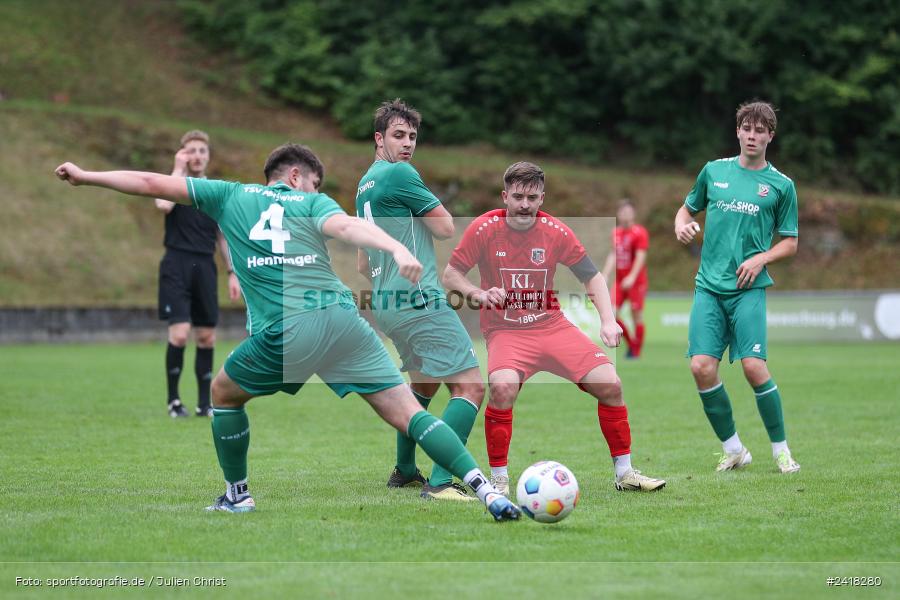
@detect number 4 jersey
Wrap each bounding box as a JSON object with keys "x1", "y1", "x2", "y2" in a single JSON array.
[
  {"x1": 187, "y1": 178, "x2": 354, "y2": 335},
  {"x1": 449, "y1": 209, "x2": 588, "y2": 336}
]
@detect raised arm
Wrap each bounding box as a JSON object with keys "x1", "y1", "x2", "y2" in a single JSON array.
[
  {"x1": 55, "y1": 162, "x2": 190, "y2": 204},
  {"x1": 322, "y1": 213, "x2": 422, "y2": 283}
]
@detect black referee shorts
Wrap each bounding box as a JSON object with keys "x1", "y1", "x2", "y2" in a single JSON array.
[{"x1": 158, "y1": 249, "x2": 219, "y2": 327}]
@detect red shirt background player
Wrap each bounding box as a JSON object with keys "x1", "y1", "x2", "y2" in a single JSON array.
[
  {"x1": 443, "y1": 161, "x2": 665, "y2": 496},
  {"x1": 602, "y1": 200, "x2": 649, "y2": 358}
]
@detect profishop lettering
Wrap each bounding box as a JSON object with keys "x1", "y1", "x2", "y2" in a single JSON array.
[{"x1": 715, "y1": 199, "x2": 761, "y2": 216}]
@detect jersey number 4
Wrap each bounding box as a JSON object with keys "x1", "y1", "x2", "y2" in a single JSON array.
[
  {"x1": 249, "y1": 203, "x2": 291, "y2": 254},
  {"x1": 362, "y1": 200, "x2": 374, "y2": 225}
]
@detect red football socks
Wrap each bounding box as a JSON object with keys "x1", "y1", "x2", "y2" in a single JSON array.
[
  {"x1": 484, "y1": 406, "x2": 513, "y2": 467},
  {"x1": 634, "y1": 323, "x2": 645, "y2": 356},
  {"x1": 597, "y1": 403, "x2": 632, "y2": 457}
]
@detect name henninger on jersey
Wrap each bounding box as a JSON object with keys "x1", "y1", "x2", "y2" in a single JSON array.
[{"x1": 246, "y1": 253, "x2": 319, "y2": 269}]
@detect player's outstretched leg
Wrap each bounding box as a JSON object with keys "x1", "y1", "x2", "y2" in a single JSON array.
[
  {"x1": 206, "y1": 369, "x2": 256, "y2": 513},
  {"x1": 408, "y1": 411, "x2": 518, "y2": 519},
  {"x1": 420, "y1": 397, "x2": 481, "y2": 502},
  {"x1": 365, "y1": 385, "x2": 520, "y2": 521},
  {"x1": 582, "y1": 365, "x2": 666, "y2": 491},
  {"x1": 422, "y1": 373, "x2": 484, "y2": 501}
]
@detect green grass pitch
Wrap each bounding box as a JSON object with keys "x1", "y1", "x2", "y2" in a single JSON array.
[{"x1": 2, "y1": 338, "x2": 897, "y2": 597}]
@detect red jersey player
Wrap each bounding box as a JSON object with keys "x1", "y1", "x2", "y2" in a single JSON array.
[
  {"x1": 443, "y1": 162, "x2": 666, "y2": 495},
  {"x1": 602, "y1": 200, "x2": 649, "y2": 358}
]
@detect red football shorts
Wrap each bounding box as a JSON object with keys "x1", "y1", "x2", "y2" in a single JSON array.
[
  {"x1": 614, "y1": 278, "x2": 647, "y2": 311},
  {"x1": 486, "y1": 319, "x2": 611, "y2": 383}
]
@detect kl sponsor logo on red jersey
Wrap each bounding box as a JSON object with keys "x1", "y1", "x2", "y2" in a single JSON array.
[{"x1": 500, "y1": 267, "x2": 551, "y2": 324}]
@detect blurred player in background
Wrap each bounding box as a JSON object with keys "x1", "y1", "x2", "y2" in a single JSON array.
[
  {"x1": 356, "y1": 99, "x2": 484, "y2": 501},
  {"x1": 154, "y1": 130, "x2": 241, "y2": 418},
  {"x1": 55, "y1": 144, "x2": 519, "y2": 520},
  {"x1": 602, "y1": 199, "x2": 649, "y2": 358},
  {"x1": 674, "y1": 100, "x2": 800, "y2": 474},
  {"x1": 443, "y1": 161, "x2": 666, "y2": 495}
]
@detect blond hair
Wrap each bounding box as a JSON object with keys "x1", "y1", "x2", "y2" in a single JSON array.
[{"x1": 180, "y1": 129, "x2": 210, "y2": 148}]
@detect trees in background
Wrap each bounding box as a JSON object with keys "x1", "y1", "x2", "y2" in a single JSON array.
[{"x1": 180, "y1": 0, "x2": 900, "y2": 194}]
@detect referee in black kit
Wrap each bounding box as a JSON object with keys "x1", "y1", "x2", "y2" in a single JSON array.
[{"x1": 154, "y1": 130, "x2": 241, "y2": 418}]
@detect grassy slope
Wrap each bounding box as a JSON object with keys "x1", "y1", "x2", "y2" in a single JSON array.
[
  {"x1": 2, "y1": 339, "x2": 897, "y2": 597},
  {"x1": 1, "y1": 0, "x2": 899, "y2": 307}
]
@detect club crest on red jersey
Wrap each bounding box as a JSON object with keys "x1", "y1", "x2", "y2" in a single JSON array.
[
  {"x1": 531, "y1": 248, "x2": 546, "y2": 265},
  {"x1": 758, "y1": 184, "x2": 769, "y2": 197}
]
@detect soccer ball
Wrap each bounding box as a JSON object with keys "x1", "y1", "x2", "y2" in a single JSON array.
[{"x1": 515, "y1": 461, "x2": 580, "y2": 523}]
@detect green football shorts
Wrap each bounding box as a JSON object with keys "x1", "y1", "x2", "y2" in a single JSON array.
[
  {"x1": 687, "y1": 287, "x2": 768, "y2": 363},
  {"x1": 387, "y1": 306, "x2": 479, "y2": 378},
  {"x1": 224, "y1": 304, "x2": 405, "y2": 398}
]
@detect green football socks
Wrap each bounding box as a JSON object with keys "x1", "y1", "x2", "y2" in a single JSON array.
[
  {"x1": 428, "y1": 397, "x2": 479, "y2": 487},
  {"x1": 407, "y1": 411, "x2": 478, "y2": 479},
  {"x1": 699, "y1": 382, "x2": 736, "y2": 442},
  {"x1": 395, "y1": 390, "x2": 431, "y2": 477},
  {"x1": 753, "y1": 379, "x2": 786, "y2": 442},
  {"x1": 211, "y1": 407, "x2": 250, "y2": 483}
]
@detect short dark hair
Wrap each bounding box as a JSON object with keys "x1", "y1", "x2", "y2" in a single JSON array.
[
  {"x1": 263, "y1": 143, "x2": 325, "y2": 185},
  {"x1": 503, "y1": 161, "x2": 544, "y2": 191},
  {"x1": 736, "y1": 101, "x2": 777, "y2": 133},
  {"x1": 374, "y1": 99, "x2": 421, "y2": 140}
]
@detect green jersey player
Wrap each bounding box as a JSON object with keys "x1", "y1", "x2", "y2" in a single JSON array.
[
  {"x1": 54, "y1": 144, "x2": 519, "y2": 521},
  {"x1": 355, "y1": 100, "x2": 484, "y2": 500},
  {"x1": 674, "y1": 101, "x2": 801, "y2": 474}
]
